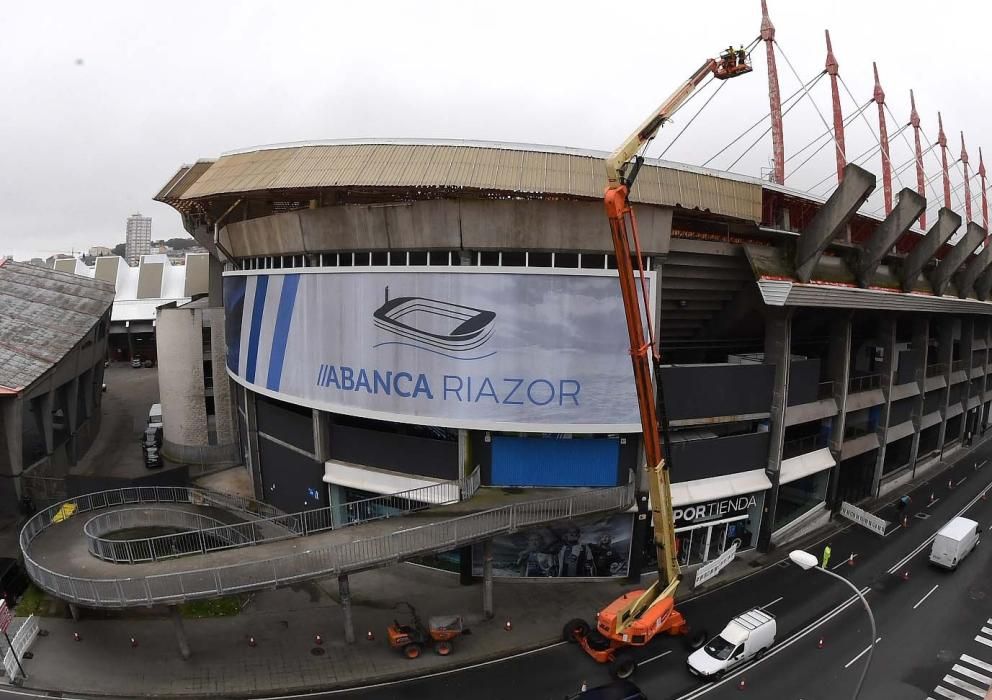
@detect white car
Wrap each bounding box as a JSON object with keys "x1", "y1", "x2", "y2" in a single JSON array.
[{"x1": 687, "y1": 609, "x2": 775, "y2": 679}]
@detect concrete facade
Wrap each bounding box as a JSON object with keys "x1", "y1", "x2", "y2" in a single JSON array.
[{"x1": 156, "y1": 302, "x2": 238, "y2": 470}]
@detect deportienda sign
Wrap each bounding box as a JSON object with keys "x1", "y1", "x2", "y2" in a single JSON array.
[
  {"x1": 222, "y1": 269, "x2": 652, "y2": 430},
  {"x1": 673, "y1": 495, "x2": 758, "y2": 527}
]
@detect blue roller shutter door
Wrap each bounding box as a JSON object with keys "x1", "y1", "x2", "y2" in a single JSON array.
[{"x1": 491, "y1": 436, "x2": 619, "y2": 487}]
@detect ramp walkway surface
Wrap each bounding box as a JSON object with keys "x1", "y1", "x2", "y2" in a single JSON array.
[{"x1": 20, "y1": 471, "x2": 633, "y2": 608}]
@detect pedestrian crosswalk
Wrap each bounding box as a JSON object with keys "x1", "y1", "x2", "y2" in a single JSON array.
[{"x1": 928, "y1": 619, "x2": 992, "y2": 699}]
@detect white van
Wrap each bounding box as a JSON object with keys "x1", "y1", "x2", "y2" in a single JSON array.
[
  {"x1": 929, "y1": 516, "x2": 981, "y2": 570},
  {"x1": 687, "y1": 609, "x2": 776, "y2": 679},
  {"x1": 147, "y1": 403, "x2": 163, "y2": 429}
]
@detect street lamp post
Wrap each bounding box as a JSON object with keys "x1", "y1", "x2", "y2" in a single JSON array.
[{"x1": 789, "y1": 550, "x2": 876, "y2": 700}]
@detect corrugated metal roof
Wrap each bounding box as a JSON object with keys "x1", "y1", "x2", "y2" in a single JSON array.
[
  {"x1": 175, "y1": 140, "x2": 763, "y2": 223},
  {"x1": 757, "y1": 279, "x2": 992, "y2": 314},
  {"x1": 0, "y1": 261, "x2": 114, "y2": 392}
]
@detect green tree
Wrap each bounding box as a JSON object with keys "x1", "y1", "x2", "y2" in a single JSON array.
[{"x1": 111, "y1": 243, "x2": 126, "y2": 257}]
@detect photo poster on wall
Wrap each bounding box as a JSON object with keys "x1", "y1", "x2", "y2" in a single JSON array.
[{"x1": 472, "y1": 512, "x2": 634, "y2": 578}]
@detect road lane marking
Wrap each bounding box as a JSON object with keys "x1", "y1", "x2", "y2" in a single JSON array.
[
  {"x1": 913, "y1": 584, "x2": 940, "y2": 610},
  {"x1": 957, "y1": 477, "x2": 968, "y2": 486},
  {"x1": 641, "y1": 650, "x2": 673, "y2": 665},
  {"x1": 844, "y1": 637, "x2": 882, "y2": 669},
  {"x1": 884, "y1": 523, "x2": 903, "y2": 537},
  {"x1": 832, "y1": 554, "x2": 858, "y2": 570},
  {"x1": 975, "y1": 635, "x2": 992, "y2": 649},
  {"x1": 934, "y1": 685, "x2": 975, "y2": 700},
  {"x1": 674, "y1": 587, "x2": 871, "y2": 700},
  {"x1": 942, "y1": 674, "x2": 987, "y2": 697},
  {"x1": 952, "y1": 664, "x2": 992, "y2": 687},
  {"x1": 962, "y1": 654, "x2": 992, "y2": 674},
  {"x1": 760, "y1": 596, "x2": 784, "y2": 609},
  {"x1": 889, "y1": 485, "x2": 992, "y2": 574},
  {"x1": 928, "y1": 497, "x2": 942, "y2": 507},
  {"x1": 983, "y1": 627, "x2": 992, "y2": 636}
]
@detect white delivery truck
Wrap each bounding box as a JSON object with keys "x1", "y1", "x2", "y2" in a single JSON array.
[
  {"x1": 687, "y1": 609, "x2": 775, "y2": 679},
  {"x1": 929, "y1": 516, "x2": 981, "y2": 570}
]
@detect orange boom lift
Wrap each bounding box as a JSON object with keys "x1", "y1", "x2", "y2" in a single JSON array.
[{"x1": 563, "y1": 47, "x2": 752, "y2": 680}]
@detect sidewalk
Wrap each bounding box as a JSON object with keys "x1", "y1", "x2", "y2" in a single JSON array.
[{"x1": 11, "y1": 436, "x2": 989, "y2": 698}]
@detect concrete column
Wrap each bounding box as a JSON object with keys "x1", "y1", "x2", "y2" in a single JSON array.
[
  {"x1": 68, "y1": 603, "x2": 80, "y2": 621},
  {"x1": 80, "y1": 369, "x2": 94, "y2": 420},
  {"x1": 0, "y1": 399, "x2": 23, "y2": 481},
  {"x1": 244, "y1": 390, "x2": 263, "y2": 501},
  {"x1": 339, "y1": 575, "x2": 355, "y2": 644},
  {"x1": 482, "y1": 539, "x2": 494, "y2": 619},
  {"x1": 126, "y1": 323, "x2": 134, "y2": 360},
  {"x1": 980, "y1": 320, "x2": 991, "y2": 433},
  {"x1": 457, "y1": 429, "x2": 471, "y2": 480},
  {"x1": 871, "y1": 318, "x2": 897, "y2": 496},
  {"x1": 36, "y1": 391, "x2": 54, "y2": 455},
  {"x1": 312, "y1": 409, "x2": 331, "y2": 463},
  {"x1": 65, "y1": 377, "x2": 79, "y2": 434},
  {"x1": 208, "y1": 254, "x2": 224, "y2": 308},
  {"x1": 908, "y1": 318, "x2": 929, "y2": 476},
  {"x1": 825, "y1": 314, "x2": 853, "y2": 508},
  {"x1": 961, "y1": 318, "x2": 975, "y2": 444},
  {"x1": 757, "y1": 307, "x2": 792, "y2": 553},
  {"x1": 170, "y1": 606, "x2": 191, "y2": 660},
  {"x1": 935, "y1": 319, "x2": 955, "y2": 453}
]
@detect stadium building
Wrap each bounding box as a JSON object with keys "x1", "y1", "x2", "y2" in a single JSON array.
[{"x1": 153, "y1": 139, "x2": 992, "y2": 578}]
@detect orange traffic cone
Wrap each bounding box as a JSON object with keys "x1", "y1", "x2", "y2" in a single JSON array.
[
  {"x1": 248, "y1": 635, "x2": 257, "y2": 647},
  {"x1": 948, "y1": 479, "x2": 954, "y2": 489},
  {"x1": 817, "y1": 637, "x2": 824, "y2": 649},
  {"x1": 130, "y1": 636, "x2": 138, "y2": 648},
  {"x1": 902, "y1": 570, "x2": 910, "y2": 581},
  {"x1": 504, "y1": 619, "x2": 513, "y2": 631},
  {"x1": 367, "y1": 630, "x2": 375, "y2": 641},
  {"x1": 738, "y1": 678, "x2": 746, "y2": 690},
  {"x1": 314, "y1": 634, "x2": 323, "y2": 646},
  {"x1": 847, "y1": 553, "x2": 855, "y2": 566},
  {"x1": 73, "y1": 632, "x2": 81, "y2": 642}
]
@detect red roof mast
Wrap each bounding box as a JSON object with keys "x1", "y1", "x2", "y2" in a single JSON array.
[
  {"x1": 910, "y1": 90, "x2": 926, "y2": 229},
  {"x1": 761, "y1": 0, "x2": 785, "y2": 185},
  {"x1": 938, "y1": 113, "x2": 952, "y2": 209},
  {"x1": 825, "y1": 30, "x2": 846, "y2": 183},
  {"x1": 873, "y1": 63, "x2": 892, "y2": 215},
  {"x1": 961, "y1": 132, "x2": 972, "y2": 223}
]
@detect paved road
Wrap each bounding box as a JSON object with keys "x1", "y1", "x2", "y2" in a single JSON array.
[{"x1": 333, "y1": 443, "x2": 992, "y2": 700}]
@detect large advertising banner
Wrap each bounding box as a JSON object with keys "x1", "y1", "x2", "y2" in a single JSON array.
[
  {"x1": 471, "y1": 513, "x2": 633, "y2": 578},
  {"x1": 223, "y1": 269, "x2": 650, "y2": 430}
]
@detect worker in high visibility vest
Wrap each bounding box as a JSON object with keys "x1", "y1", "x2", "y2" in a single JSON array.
[{"x1": 822, "y1": 544, "x2": 832, "y2": 569}]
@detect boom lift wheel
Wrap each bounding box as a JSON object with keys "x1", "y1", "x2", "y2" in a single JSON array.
[
  {"x1": 434, "y1": 640, "x2": 453, "y2": 656},
  {"x1": 610, "y1": 650, "x2": 638, "y2": 679},
  {"x1": 404, "y1": 643, "x2": 423, "y2": 659},
  {"x1": 562, "y1": 618, "x2": 589, "y2": 643}
]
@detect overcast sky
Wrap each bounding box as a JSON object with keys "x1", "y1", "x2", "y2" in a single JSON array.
[{"x1": 1, "y1": 0, "x2": 988, "y2": 261}]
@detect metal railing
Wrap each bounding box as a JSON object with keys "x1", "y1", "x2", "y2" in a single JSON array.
[
  {"x1": 20, "y1": 478, "x2": 633, "y2": 608},
  {"x1": 85, "y1": 508, "x2": 255, "y2": 563},
  {"x1": 926, "y1": 362, "x2": 947, "y2": 378},
  {"x1": 847, "y1": 374, "x2": 881, "y2": 394},
  {"x1": 75, "y1": 468, "x2": 481, "y2": 565},
  {"x1": 782, "y1": 433, "x2": 828, "y2": 459}
]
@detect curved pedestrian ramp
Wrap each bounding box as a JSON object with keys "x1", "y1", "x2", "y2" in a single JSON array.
[{"x1": 21, "y1": 470, "x2": 634, "y2": 608}]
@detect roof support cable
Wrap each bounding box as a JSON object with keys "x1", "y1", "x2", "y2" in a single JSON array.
[
  {"x1": 775, "y1": 41, "x2": 846, "y2": 169},
  {"x1": 725, "y1": 72, "x2": 826, "y2": 171},
  {"x1": 701, "y1": 70, "x2": 821, "y2": 169},
  {"x1": 788, "y1": 102, "x2": 879, "y2": 178},
  {"x1": 786, "y1": 99, "x2": 872, "y2": 166},
  {"x1": 919, "y1": 127, "x2": 967, "y2": 212},
  {"x1": 838, "y1": 75, "x2": 908, "y2": 191},
  {"x1": 659, "y1": 37, "x2": 762, "y2": 159},
  {"x1": 885, "y1": 104, "x2": 943, "y2": 205}
]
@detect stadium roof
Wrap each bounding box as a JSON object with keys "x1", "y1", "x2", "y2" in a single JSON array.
[
  {"x1": 0, "y1": 261, "x2": 114, "y2": 394},
  {"x1": 157, "y1": 139, "x2": 764, "y2": 223}
]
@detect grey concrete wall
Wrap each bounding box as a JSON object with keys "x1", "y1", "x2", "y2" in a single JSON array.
[
  {"x1": 221, "y1": 198, "x2": 673, "y2": 258},
  {"x1": 156, "y1": 307, "x2": 208, "y2": 448},
  {"x1": 206, "y1": 307, "x2": 236, "y2": 447}
]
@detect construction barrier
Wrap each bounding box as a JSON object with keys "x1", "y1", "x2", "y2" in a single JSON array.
[{"x1": 3, "y1": 615, "x2": 39, "y2": 680}]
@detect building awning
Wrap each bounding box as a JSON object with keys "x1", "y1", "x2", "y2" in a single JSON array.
[
  {"x1": 669, "y1": 469, "x2": 772, "y2": 508},
  {"x1": 947, "y1": 403, "x2": 964, "y2": 419},
  {"x1": 886, "y1": 421, "x2": 915, "y2": 444},
  {"x1": 890, "y1": 383, "x2": 920, "y2": 401},
  {"x1": 921, "y1": 411, "x2": 942, "y2": 429},
  {"x1": 969, "y1": 395, "x2": 981, "y2": 410},
  {"x1": 322, "y1": 460, "x2": 457, "y2": 504},
  {"x1": 779, "y1": 448, "x2": 835, "y2": 486}
]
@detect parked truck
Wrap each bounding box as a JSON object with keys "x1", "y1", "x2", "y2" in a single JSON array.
[{"x1": 687, "y1": 609, "x2": 775, "y2": 679}]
